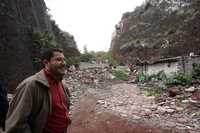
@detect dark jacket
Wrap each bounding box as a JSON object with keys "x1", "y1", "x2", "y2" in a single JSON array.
[
  {"x1": 0, "y1": 81, "x2": 9, "y2": 130},
  {"x1": 6, "y1": 70, "x2": 70, "y2": 133}
]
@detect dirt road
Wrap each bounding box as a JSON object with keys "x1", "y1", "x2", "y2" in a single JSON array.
[{"x1": 67, "y1": 83, "x2": 181, "y2": 133}]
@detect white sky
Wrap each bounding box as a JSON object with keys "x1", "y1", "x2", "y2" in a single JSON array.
[{"x1": 44, "y1": 0, "x2": 145, "y2": 52}]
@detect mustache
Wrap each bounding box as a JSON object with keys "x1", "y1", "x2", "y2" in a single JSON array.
[{"x1": 59, "y1": 64, "x2": 66, "y2": 68}]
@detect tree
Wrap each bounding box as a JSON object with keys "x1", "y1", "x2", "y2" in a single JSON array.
[
  {"x1": 83, "y1": 45, "x2": 88, "y2": 54},
  {"x1": 103, "y1": 51, "x2": 119, "y2": 65}
]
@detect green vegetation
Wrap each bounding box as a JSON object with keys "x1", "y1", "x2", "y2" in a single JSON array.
[
  {"x1": 146, "y1": 71, "x2": 167, "y2": 81},
  {"x1": 138, "y1": 73, "x2": 146, "y2": 82},
  {"x1": 144, "y1": 86, "x2": 166, "y2": 97},
  {"x1": 141, "y1": 63, "x2": 200, "y2": 97},
  {"x1": 192, "y1": 63, "x2": 200, "y2": 79},
  {"x1": 31, "y1": 32, "x2": 57, "y2": 70},
  {"x1": 165, "y1": 72, "x2": 192, "y2": 87},
  {"x1": 65, "y1": 50, "x2": 117, "y2": 65},
  {"x1": 138, "y1": 71, "x2": 167, "y2": 82},
  {"x1": 102, "y1": 51, "x2": 119, "y2": 66},
  {"x1": 141, "y1": 67, "x2": 200, "y2": 87},
  {"x1": 80, "y1": 53, "x2": 94, "y2": 62},
  {"x1": 80, "y1": 49, "x2": 119, "y2": 65},
  {"x1": 112, "y1": 69, "x2": 128, "y2": 81},
  {"x1": 65, "y1": 56, "x2": 80, "y2": 66},
  {"x1": 79, "y1": 45, "x2": 95, "y2": 62},
  {"x1": 78, "y1": 46, "x2": 119, "y2": 65},
  {"x1": 32, "y1": 32, "x2": 56, "y2": 48}
]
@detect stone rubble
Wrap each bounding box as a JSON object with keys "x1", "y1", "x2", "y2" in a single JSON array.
[{"x1": 64, "y1": 67, "x2": 200, "y2": 133}]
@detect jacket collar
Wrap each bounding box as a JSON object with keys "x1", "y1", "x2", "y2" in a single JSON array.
[{"x1": 34, "y1": 70, "x2": 50, "y2": 88}]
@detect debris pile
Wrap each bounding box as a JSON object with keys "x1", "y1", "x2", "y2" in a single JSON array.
[
  {"x1": 64, "y1": 67, "x2": 200, "y2": 132},
  {"x1": 138, "y1": 82, "x2": 200, "y2": 132},
  {"x1": 64, "y1": 67, "x2": 115, "y2": 107}
]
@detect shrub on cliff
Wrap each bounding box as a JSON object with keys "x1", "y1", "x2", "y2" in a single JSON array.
[{"x1": 32, "y1": 31, "x2": 56, "y2": 48}]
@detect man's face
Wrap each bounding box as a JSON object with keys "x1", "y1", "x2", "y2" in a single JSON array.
[{"x1": 46, "y1": 52, "x2": 66, "y2": 78}]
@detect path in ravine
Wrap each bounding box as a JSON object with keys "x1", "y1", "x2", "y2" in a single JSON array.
[{"x1": 67, "y1": 82, "x2": 189, "y2": 133}]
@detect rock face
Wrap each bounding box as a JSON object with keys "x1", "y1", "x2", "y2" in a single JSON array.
[
  {"x1": 51, "y1": 21, "x2": 80, "y2": 57},
  {"x1": 0, "y1": 0, "x2": 79, "y2": 92},
  {"x1": 111, "y1": 0, "x2": 200, "y2": 63}
]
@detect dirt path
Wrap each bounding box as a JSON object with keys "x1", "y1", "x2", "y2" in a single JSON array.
[{"x1": 67, "y1": 83, "x2": 180, "y2": 133}]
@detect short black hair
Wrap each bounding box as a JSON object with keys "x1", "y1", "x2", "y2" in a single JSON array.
[{"x1": 41, "y1": 48, "x2": 63, "y2": 61}]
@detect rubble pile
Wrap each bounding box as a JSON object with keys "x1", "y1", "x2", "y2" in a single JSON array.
[
  {"x1": 97, "y1": 83, "x2": 200, "y2": 132},
  {"x1": 96, "y1": 84, "x2": 155, "y2": 119},
  {"x1": 139, "y1": 83, "x2": 200, "y2": 132},
  {"x1": 64, "y1": 67, "x2": 200, "y2": 132},
  {"x1": 63, "y1": 67, "x2": 115, "y2": 107}
]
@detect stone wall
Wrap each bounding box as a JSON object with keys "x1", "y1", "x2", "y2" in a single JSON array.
[
  {"x1": 139, "y1": 55, "x2": 200, "y2": 76},
  {"x1": 143, "y1": 61, "x2": 179, "y2": 76},
  {"x1": 182, "y1": 55, "x2": 200, "y2": 74}
]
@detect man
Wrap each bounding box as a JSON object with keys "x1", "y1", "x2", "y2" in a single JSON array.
[
  {"x1": 6, "y1": 48, "x2": 71, "y2": 133},
  {"x1": 0, "y1": 80, "x2": 9, "y2": 132}
]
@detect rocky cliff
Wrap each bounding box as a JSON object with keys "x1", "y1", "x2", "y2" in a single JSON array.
[
  {"x1": 0, "y1": 0, "x2": 79, "y2": 92},
  {"x1": 111, "y1": 0, "x2": 200, "y2": 64},
  {"x1": 51, "y1": 21, "x2": 80, "y2": 57}
]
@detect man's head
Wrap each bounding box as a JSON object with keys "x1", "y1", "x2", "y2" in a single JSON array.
[{"x1": 41, "y1": 48, "x2": 66, "y2": 79}]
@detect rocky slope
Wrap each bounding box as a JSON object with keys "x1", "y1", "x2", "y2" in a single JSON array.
[
  {"x1": 111, "y1": 0, "x2": 200, "y2": 64},
  {"x1": 0, "y1": 0, "x2": 79, "y2": 92}
]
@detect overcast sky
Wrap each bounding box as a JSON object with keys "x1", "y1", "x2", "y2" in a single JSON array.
[{"x1": 44, "y1": 0, "x2": 145, "y2": 52}]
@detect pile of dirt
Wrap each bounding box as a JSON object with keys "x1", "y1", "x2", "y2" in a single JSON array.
[{"x1": 68, "y1": 93, "x2": 178, "y2": 133}]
